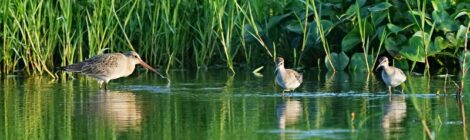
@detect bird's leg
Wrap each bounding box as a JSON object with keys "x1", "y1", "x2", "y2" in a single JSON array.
[
  {"x1": 282, "y1": 90, "x2": 285, "y2": 97},
  {"x1": 388, "y1": 86, "x2": 392, "y2": 95},
  {"x1": 99, "y1": 81, "x2": 104, "y2": 89},
  {"x1": 104, "y1": 82, "x2": 108, "y2": 90}
]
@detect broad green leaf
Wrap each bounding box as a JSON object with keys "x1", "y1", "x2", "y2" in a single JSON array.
[
  {"x1": 371, "y1": 10, "x2": 387, "y2": 24},
  {"x1": 431, "y1": 0, "x2": 451, "y2": 12},
  {"x1": 394, "y1": 59, "x2": 409, "y2": 70},
  {"x1": 325, "y1": 52, "x2": 350, "y2": 71},
  {"x1": 341, "y1": 23, "x2": 374, "y2": 52},
  {"x1": 428, "y1": 36, "x2": 448, "y2": 55},
  {"x1": 386, "y1": 24, "x2": 403, "y2": 34},
  {"x1": 376, "y1": 25, "x2": 387, "y2": 39},
  {"x1": 286, "y1": 21, "x2": 303, "y2": 34},
  {"x1": 432, "y1": 10, "x2": 459, "y2": 32},
  {"x1": 408, "y1": 10, "x2": 431, "y2": 18},
  {"x1": 349, "y1": 53, "x2": 373, "y2": 71},
  {"x1": 400, "y1": 35, "x2": 426, "y2": 63},
  {"x1": 456, "y1": 25, "x2": 470, "y2": 46},
  {"x1": 306, "y1": 20, "x2": 335, "y2": 47},
  {"x1": 446, "y1": 33, "x2": 458, "y2": 47},
  {"x1": 385, "y1": 35, "x2": 407, "y2": 57},
  {"x1": 368, "y1": 2, "x2": 392, "y2": 12},
  {"x1": 320, "y1": 20, "x2": 335, "y2": 34},
  {"x1": 344, "y1": 4, "x2": 358, "y2": 18},
  {"x1": 357, "y1": 0, "x2": 366, "y2": 6},
  {"x1": 453, "y1": 10, "x2": 469, "y2": 19},
  {"x1": 341, "y1": 29, "x2": 360, "y2": 52},
  {"x1": 266, "y1": 13, "x2": 292, "y2": 30}
]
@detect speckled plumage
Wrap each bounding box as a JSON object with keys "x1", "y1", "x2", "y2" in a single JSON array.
[
  {"x1": 376, "y1": 57, "x2": 406, "y2": 94},
  {"x1": 275, "y1": 57, "x2": 303, "y2": 95},
  {"x1": 63, "y1": 51, "x2": 156, "y2": 89}
]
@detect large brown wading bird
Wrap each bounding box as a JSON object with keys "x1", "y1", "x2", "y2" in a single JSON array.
[{"x1": 61, "y1": 51, "x2": 162, "y2": 90}]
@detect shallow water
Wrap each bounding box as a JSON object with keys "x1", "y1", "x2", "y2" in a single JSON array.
[{"x1": 0, "y1": 68, "x2": 469, "y2": 139}]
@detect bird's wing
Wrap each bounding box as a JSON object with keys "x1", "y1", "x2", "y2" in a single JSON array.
[
  {"x1": 394, "y1": 67, "x2": 407, "y2": 81},
  {"x1": 64, "y1": 56, "x2": 99, "y2": 72},
  {"x1": 79, "y1": 54, "x2": 120, "y2": 76},
  {"x1": 286, "y1": 69, "x2": 303, "y2": 83}
]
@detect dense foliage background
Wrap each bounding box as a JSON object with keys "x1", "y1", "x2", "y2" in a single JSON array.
[{"x1": 1, "y1": 0, "x2": 469, "y2": 77}]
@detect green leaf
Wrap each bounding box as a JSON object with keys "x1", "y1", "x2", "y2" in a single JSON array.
[
  {"x1": 427, "y1": 36, "x2": 448, "y2": 55},
  {"x1": 341, "y1": 29, "x2": 360, "y2": 52},
  {"x1": 341, "y1": 32, "x2": 361, "y2": 52},
  {"x1": 266, "y1": 13, "x2": 292, "y2": 30},
  {"x1": 446, "y1": 33, "x2": 458, "y2": 47},
  {"x1": 431, "y1": 0, "x2": 451, "y2": 12},
  {"x1": 325, "y1": 52, "x2": 350, "y2": 71},
  {"x1": 371, "y1": 10, "x2": 388, "y2": 24},
  {"x1": 368, "y1": 2, "x2": 392, "y2": 12},
  {"x1": 344, "y1": 4, "x2": 358, "y2": 18},
  {"x1": 286, "y1": 21, "x2": 303, "y2": 34},
  {"x1": 306, "y1": 20, "x2": 335, "y2": 47},
  {"x1": 394, "y1": 59, "x2": 409, "y2": 70},
  {"x1": 400, "y1": 33, "x2": 426, "y2": 63},
  {"x1": 348, "y1": 53, "x2": 373, "y2": 72},
  {"x1": 386, "y1": 23, "x2": 403, "y2": 34},
  {"x1": 456, "y1": 25, "x2": 470, "y2": 46},
  {"x1": 453, "y1": 10, "x2": 469, "y2": 19},
  {"x1": 385, "y1": 34, "x2": 407, "y2": 57},
  {"x1": 432, "y1": 10, "x2": 459, "y2": 32},
  {"x1": 459, "y1": 51, "x2": 470, "y2": 79},
  {"x1": 357, "y1": 0, "x2": 366, "y2": 6},
  {"x1": 341, "y1": 23, "x2": 374, "y2": 52}
]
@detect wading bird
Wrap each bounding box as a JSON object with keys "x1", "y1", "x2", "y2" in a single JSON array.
[
  {"x1": 376, "y1": 57, "x2": 406, "y2": 94},
  {"x1": 61, "y1": 51, "x2": 158, "y2": 90},
  {"x1": 275, "y1": 57, "x2": 303, "y2": 95}
]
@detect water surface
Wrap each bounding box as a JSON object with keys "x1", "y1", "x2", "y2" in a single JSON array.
[{"x1": 0, "y1": 69, "x2": 468, "y2": 139}]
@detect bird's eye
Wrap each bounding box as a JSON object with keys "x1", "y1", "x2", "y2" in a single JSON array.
[{"x1": 133, "y1": 55, "x2": 138, "y2": 58}]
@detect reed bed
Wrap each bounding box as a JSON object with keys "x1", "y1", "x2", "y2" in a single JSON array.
[
  {"x1": 1, "y1": 0, "x2": 469, "y2": 78},
  {"x1": 1, "y1": 0, "x2": 291, "y2": 76}
]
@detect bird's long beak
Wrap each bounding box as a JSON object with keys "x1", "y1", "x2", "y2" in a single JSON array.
[
  {"x1": 139, "y1": 61, "x2": 157, "y2": 73},
  {"x1": 375, "y1": 61, "x2": 384, "y2": 72},
  {"x1": 138, "y1": 59, "x2": 167, "y2": 79}
]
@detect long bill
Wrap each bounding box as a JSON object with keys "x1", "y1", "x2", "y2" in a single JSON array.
[
  {"x1": 375, "y1": 62, "x2": 384, "y2": 72},
  {"x1": 139, "y1": 61, "x2": 167, "y2": 78}
]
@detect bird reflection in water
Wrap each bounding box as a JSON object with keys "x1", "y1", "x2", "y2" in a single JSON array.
[
  {"x1": 96, "y1": 91, "x2": 142, "y2": 131},
  {"x1": 277, "y1": 98, "x2": 302, "y2": 139},
  {"x1": 382, "y1": 95, "x2": 407, "y2": 139}
]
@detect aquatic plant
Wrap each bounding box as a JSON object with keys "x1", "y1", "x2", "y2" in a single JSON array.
[{"x1": 0, "y1": 0, "x2": 469, "y2": 80}]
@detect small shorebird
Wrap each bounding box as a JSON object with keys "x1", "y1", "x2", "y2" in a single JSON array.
[
  {"x1": 62, "y1": 51, "x2": 157, "y2": 90},
  {"x1": 275, "y1": 57, "x2": 303, "y2": 95},
  {"x1": 376, "y1": 57, "x2": 406, "y2": 94}
]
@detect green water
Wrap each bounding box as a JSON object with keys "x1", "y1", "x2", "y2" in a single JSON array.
[{"x1": 0, "y1": 68, "x2": 469, "y2": 139}]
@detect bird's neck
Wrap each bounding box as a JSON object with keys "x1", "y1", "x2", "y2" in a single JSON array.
[
  {"x1": 277, "y1": 66, "x2": 286, "y2": 73},
  {"x1": 383, "y1": 65, "x2": 394, "y2": 74}
]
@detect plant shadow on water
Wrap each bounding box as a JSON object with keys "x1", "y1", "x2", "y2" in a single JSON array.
[{"x1": 0, "y1": 69, "x2": 470, "y2": 139}]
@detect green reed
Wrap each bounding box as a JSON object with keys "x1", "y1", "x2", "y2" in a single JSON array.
[
  {"x1": 309, "y1": 0, "x2": 334, "y2": 71},
  {"x1": 5, "y1": 0, "x2": 465, "y2": 78}
]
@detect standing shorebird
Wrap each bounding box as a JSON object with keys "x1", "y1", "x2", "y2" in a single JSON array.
[
  {"x1": 275, "y1": 57, "x2": 303, "y2": 95},
  {"x1": 376, "y1": 57, "x2": 406, "y2": 94},
  {"x1": 62, "y1": 51, "x2": 157, "y2": 90}
]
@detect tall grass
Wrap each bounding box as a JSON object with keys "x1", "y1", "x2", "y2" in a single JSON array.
[
  {"x1": 2, "y1": 0, "x2": 293, "y2": 76},
  {"x1": 2, "y1": 0, "x2": 465, "y2": 78}
]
